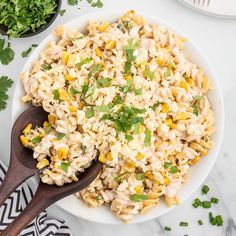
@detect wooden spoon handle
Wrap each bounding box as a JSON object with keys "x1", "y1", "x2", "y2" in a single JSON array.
[
  {"x1": 0, "y1": 183, "x2": 55, "y2": 236},
  {"x1": 0, "y1": 158, "x2": 37, "y2": 207}
]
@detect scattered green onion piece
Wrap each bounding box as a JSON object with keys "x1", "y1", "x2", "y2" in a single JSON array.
[
  {"x1": 215, "y1": 215, "x2": 223, "y2": 226},
  {"x1": 53, "y1": 89, "x2": 60, "y2": 100},
  {"x1": 136, "y1": 173, "x2": 145, "y2": 181},
  {"x1": 85, "y1": 107, "x2": 94, "y2": 118},
  {"x1": 31, "y1": 136, "x2": 42, "y2": 144},
  {"x1": 198, "y1": 220, "x2": 203, "y2": 225},
  {"x1": 125, "y1": 134, "x2": 133, "y2": 142},
  {"x1": 211, "y1": 197, "x2": 219, "y2": 204},
  {"x1": 130, "y1": 194, "x2": 148, "y2": 202},
  {"x1": 202, "y1": 201, "x2": 211, "y2": 209},
  {"x1": 57, "y1": 133, "x2": 65, "y2": 140},
  {"x1": 164, "y1": 162, "x2": 171, "y2": 169},
  {"x1": 144, "y1": 128, "x2": 151, "y2": 146},
  {"x1": 60, "y1": 161, "x2": 72, "y2": 173},
  {"x1": 202, "y1": 185, "x2": 210, "y2": 194},
  {"x1": 41, "y1": 63, "x2": 52, "y2": 71},
  {"x1": 179, "y1": 222, "x2": 188, "y2": 227},
  {"x1": 164, "y1": 226, "x2": 171, "y2": 231},
  {"x1": 169, "y1": 166, "x2": 178, "y2": 174},
  {"x1": 70, "y1": 87, "x2": 79, "y2": 95}
]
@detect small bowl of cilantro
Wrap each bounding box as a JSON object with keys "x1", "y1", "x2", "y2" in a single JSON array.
[{"x1": 0, "y1": 0, "x2": 62, "y2": 38}]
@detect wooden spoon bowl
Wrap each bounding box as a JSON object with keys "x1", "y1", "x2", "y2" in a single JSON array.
[{"x1": 0, "y1": 106, "x2": 102, "y2": 236}]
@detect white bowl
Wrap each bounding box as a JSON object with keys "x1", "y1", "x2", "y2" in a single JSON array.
[{"x1": 12, "y1": 11, "x2": 224, "y2": 224}]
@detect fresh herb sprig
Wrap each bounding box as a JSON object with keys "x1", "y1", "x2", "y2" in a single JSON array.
[{"x1": 0, "y1": 76, "x2": 13, "y2": 111}]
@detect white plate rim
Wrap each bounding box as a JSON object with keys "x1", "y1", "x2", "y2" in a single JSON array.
[{"x1": 11, "y1": 10, "x2": 225, "y2": 224}]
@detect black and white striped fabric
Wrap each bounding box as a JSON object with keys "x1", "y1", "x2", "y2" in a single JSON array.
[{"x1": 0, "y1": 160, "x2": 73, "y2": 236}]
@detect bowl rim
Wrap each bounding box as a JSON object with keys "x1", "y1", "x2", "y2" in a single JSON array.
[
  {"x1": 0, "y1": 0, "x2": 62, "y2": 38},
  {"x1": 11, "y1": 10, "x2": 225, "y2": 224}
]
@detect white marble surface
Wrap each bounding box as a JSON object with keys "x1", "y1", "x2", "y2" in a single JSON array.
[{"x1": 0, "y1": 0, "x2": 236, "y2": 235}]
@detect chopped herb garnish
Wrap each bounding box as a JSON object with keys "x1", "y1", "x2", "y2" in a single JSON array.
[
  {"x1": 123, "y1": 20, "x2": 132, "y2": 31},
  {"x1": 192, "y1": 105, "x2": 199, "y2": 116},
  {"x1": 164, "y1": 68, "x2": 172, "y2": 78},
  {"x1": 145, "y1": 67, "x2": 154, "y2": 80},
  {"x1": 113, "y1": 95, "x2": 123, "y2": 105},
  {"x1": 94, "y1": 104, "x2": 113, "y2": 112},
  {"x1": 136, "y1": 173, "x2": 145, "y2": 181},
  {"x1": 59, "y1": 9, "x2": 66, "y2": 16},
  {"x1": 70, "y1": 87, "x2": 79, "y2": 95},
  {"x1": 130, "y1": 194, "x2": 148, "y2": 202},
  {"x1": 164, "y1": 162, "x2": 172, "y2": 169},
  {"x1": 75, "y1": 57, "x2": 92, "y2": 68},
  {"x1": 193, "y1": 95, "x2": 204, "y2": 100},
  {"x1": 87, "y1": 0, "x2": 103, "y2": 8},
  {"x1": 41, "y1": 63, "x2": 52, "y2": 71},
  {"x1": 211, "y1": 197, "x2": 219, "y2": 204},
  {"x1": 85, "y1": 107, "x2": 94, "y2": 118},
  {"x1": 0, "y1": 76, "x2": 13, "y2": 111},
  {"x1": 57, "y1": 133, "x2": 66, "y2": 140},
  {"x1": 169, "y1": 166, "x2": 178, "y2": 174},
  {"x1": 202, "y1": 185, "x2": 209, "y2": 194},
  {"x1": 123, "y1": 39, "x2": 140, "y2": 74},
  {"x1": 81, "y1": 84, "x2": 89, "y2": 96},
  {"x1": 134, "y1": 88, "x2": 142, "y2": 96},
  {"x1": 68, "y1": 0, "x2": 78, "y2": 5},
  {"x1": 88, "y1": 63, "x2": 102, "y2": 77},
  {"x1": 144, "y1": 128, "x2": 151, "y2": 146},
  {"x1": 198, "y1": 220, "x2": 203, "y2": 225},
  {"x1": 179, "y1": 222, "x2": 188, "y2": 227},
  {"x1": 114, "y1": 172, "x2": 126, "y2": 183},
  {"x1": 45, "y1": 125, "x2": 52, "y2": 134},
  {"x1": 120, "y1": 78, "x2": 133, "y2": 93},
  {"x1": 31, "y1": 136, "x2": 42, "y2": 144},
  {"x1": 96, "y1": 195, "x2": 103, "y2": 200},
  {"x1": 97, "y1": 77, "x2": 112, "y2": 87},
  {"x1": 53, "y1": 89, "x2": 60, "y2": 100},
  {"x1": 202, "y1": 201, "x2": 211, "y2": 209},
  {"x1": 80, "y1": 144, "x2": 87, "y2": 154},
  {"x1": 60, "y1": 161, "x2": 72, "y2": 173},
  {"x1": 0, "y1": 38, "x2": 15, "y2": 65},
  {"x1": 125, "y1": 134, "x2": 133, "y2": 142},
  {"x1": 215, "y1": 215, "x2": 223, "y2": 226},
  {"x1": 21, "y1": 44, "x2": 38, "y2": 58},
  {"x1": 164, "y1": 226, "x2": 171, "y2": 231},
  {"x1": 192, "y1": 198, "x2": 202, "y2": 208},
  {"x1": 151, "y1": 102, "x2": 160, "y2": 111}
]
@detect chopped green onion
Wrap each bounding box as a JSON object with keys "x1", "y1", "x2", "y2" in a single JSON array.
[
  {"x1": 31, "y1": 136, "x2": 42, "y2": 144},
  {"x1": 164, "y1": 226, "x2": 171, "y2": 231},
  {"x1": 45, "y1": 125, "x2": 52, "y2": 134},
  {"x1": 192, "y1": 198, "x2": 202, "y2": 208},
  {"x1": 145, "y1": 67, "x2": 154, "y2": 80},
  {"x1": 211, "y1": 197, "x2": 219, "y2": 204},
  {"x1": 81, "y1": 84, "x2": 89, "y2": 96},
  {"x1": 136, "y1": 173, "x2": 145, "y2": 181},
  {"x1": 215, "y1": 215, "x2": 223, "y2": 226},
  {"x1": 130, "y1": 194, "x2": 148, "y2": 202},
  {"x1": 202, "y1": 201, "x2": 211, "y2": 209},
  {"x1": 134, "y1": 88, "x2": 142, "y2": 95},
  {"x1": 97, "y1": 77, "x2": 112, "y2": 87},
  {"x1": 59, "y1": 9, "x2": 66, "y2": 16},
  {"x1": 125, "y1": 134, "x2": 133, "y2": 142},
  {"x1": 144, "y1": 128, "x2": 151, "y2": 146},
  {"x1": 113, "y1": 95, "x2": 123, "y2": 105},
  {"x1": 192, "y1": 105, "x2": 199, "y2": 116},
  {"x1": 53, "y1": 89, "x2": 60, "y2": 100},
  {"x1": 164, "y1": 162, "x2": 171, "y2": 169},
  {"x1": 85, "y1": 107, "x2": 94, "y2": 118},
  {"x1": 57, "y1": 133, "x2": 65, "y2": 140},
  {"x1": 198, "y1": 220, "x2": 203, "y2": 225},
  {"x1": 209, "y1": 212, "x2": 216, "y2": 225},
  {"x1": 169, "y1": 166, "x2": 178, "y2": 174},
  {"x1": 202, "y1": 185, "x2": 209, "y2": 194},
  {"x1": 179, "y1": 222, "x2": 188, "y2": 227},
  {"x1": 96, "y1": 195, "x2": 103, "y2": 200},
  {"x1": 151, "y1": 102, "x2": 160, "y2": 111},
  {"x1": 60, "y1": 161, "x2": 72, "y2": 173},
  {"x1": 41, "y1": 63, "x2": 52, "y2": 71}
]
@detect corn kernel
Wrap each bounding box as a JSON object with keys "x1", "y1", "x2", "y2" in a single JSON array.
[
  {"x1": 139, "y1": 124, "x2": 145, "y2": 134},
  {"x1": 67, "y1": 54, "x2": 76, "y2": 67},
  {"x1": 22, "y1": 123, "x2": 32, "y2": 135},
  {"x1": 95, "y1": 48, "x2": 103, "y2": 58},
  {"x1": 170, "y1": 123, "x2": 178, "y2": 129},
  {"x1": 165, "y1": 118, "x2": 173, "y2": 126},
  {"x1": 36, "y1": 159, "x2": 49, "y2": 169},
  {"x1": 105, "y1": 40, "x2": 116, "y2": 50},
  {"x1": 43, "y1": 121, "x2": 49, "y2": 127},
  {"x1": 64, "y1": 74, "x2": 75, "y2": 81},
  {"x1": 58, "y1": 88, "x2": 69, "y2": 101},
  {"x1": 62, "y1": 51, "x2": 69, "y2": 65},
  {"x1": 69, "y1": 106, "x2": 77, "y2": 112},
  {"x1": 97, "y1": 22, "x2": 110, "y2": 32},
  {"x1": 106, "y1": 152, "x2": 113, "y2": 161},
  {"x1": 162, "y1": 103, "x2": 169, "y2": 113},
  {"x1": 189, "y1": 156, "x2": 200, "y2": 165},
  {"x1": 175, "y1": 112, "x2": 188, "y2": 120},
  {"x1": 180, "y1": 80, "x2": 189, "y2": 91},
  {"x1": 20, "y1": 135, "x2": 29, "y2": 147},
  {"x1": 98, "y1": 153, "x2": 106, "y2": 163},
  {"x1": 156, "y1": 58, "x2": 167, "y2": 67},
  {"x1": 136, "y1": 152, "x2": 144, "y2": 160},
  {"x1": 78, "y1": 101, "x2": 85, "y2": 110},
  {"x1": 123, "y1": 161, "x2": 136, "y2": 172},
  {"x1": 134, "y1": 186, "x2": 142, "y2": 194},
  {"x1": 186, "y1": 78, "x2": 194, "y2": 87},
  {"x1": 164, "y1": 46, "x2": 171, "y2": 52},
  {"x1": 200, "y1": 149, "x2": 208, "y2": 156},
  {"x1": 145, "y1": 171, "x2": 154, "y2": 180},
  {"x1": 164, "y1": 177, "x2": 170, "y2": 185},
  {"x1": 123, "y1": 74, "x2": 131, "y2": 80},
  {"x1": 57, "y1": 148, "x2": 68, "y2": 159},
  {"x1": 202, "y1": 77, "x2": 210, "y2": 92},
  {"x1": 48, "y1": 114, "x2": 56, "y2": 125},
  {"x1": 101, "y1": 61, "x2": 106, "y2": 70}
]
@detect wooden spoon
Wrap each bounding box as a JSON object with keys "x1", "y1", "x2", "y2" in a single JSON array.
[{"x1": 0, "y1": 106, "x2": 102, "y2": 236}]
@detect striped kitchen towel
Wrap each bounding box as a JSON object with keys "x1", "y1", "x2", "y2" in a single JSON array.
[{"x1": 0, "y1": 160, "x2": 73, "y2": 236}]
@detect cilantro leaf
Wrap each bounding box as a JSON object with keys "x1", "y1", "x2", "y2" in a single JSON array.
[
  {"x1": 87, "y1": 0, "x2": 103, "y2": 8},
  {"x1": 192, "y1": 105, "x2": 199, "y2": 116},
  {"x1": 0, "y1": 76, "x2": 13, "y2": 111},
  {"x1": 88, "y1": 63, "x2": 102, "y2": 77},
  {"x1": 97, "y1": 77, "x2": 112, "y2": 87},
  {"x1": 57, "y1": 133, "x2": 66, "y2": 140},
  {"x1": 85, "y1": 107, "x2": 95, "y2": 118},
  {"x1": 130, "y1": 194, "x2": 148, "y2": 202},
  {"x1": 68, "y1": 0, "x2": 78, "y2": 5},
  {"x1": 75, "y1": 58, "x2": 92, "y2": 68},
  {"x1": 70, "y1": 87, "x2": 79, "y2": 95},
  {"x1": 0, "y1": 39, "x2": 15, "y2": 65},
  {"x1": 60, "y1": 9, "x2": 66, "y2": 16}
]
